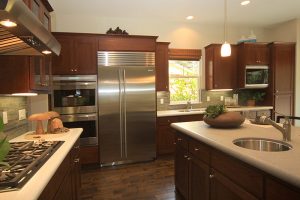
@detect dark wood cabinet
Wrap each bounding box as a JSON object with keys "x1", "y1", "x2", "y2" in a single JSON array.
[
  {"x1": 0, "y1": 55, "x2": 51, "y2": 94},
  {"x1": 174, "y1": 130, "x2": 300, "y2": 200},
  {"x1": 52, "y1": 33, "x2": 98, "y2": 75},
  {"x1": 157, "y1": 114, "x2": 203, "y2": 156},
  {"x1": 155, "y1": 42, "x2": 170, "y2": 91},
  {"x1": 237, "y1": 42, "x2": 269, "y2": 88},
  {"x1": 205, "y1": 44, "x2": 237, "y2": 90},
  {"x1": 39, "y1": 139, "x2": 81, "y2": 200},
  {"x1": 80, "y1": 145, "x2": 99, "y2": 165},
  {"x1": 268, "y1": 42, "x2": 295, "y2": 119}
]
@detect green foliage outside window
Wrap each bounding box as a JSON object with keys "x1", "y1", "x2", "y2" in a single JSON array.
[{"x1": 169, "y1": 60, "x2": 200, "y2": 103}]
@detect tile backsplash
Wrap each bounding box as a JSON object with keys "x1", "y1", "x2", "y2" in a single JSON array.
[
  {"x1": 157, "y1": 90, "x2": 234, "y2": 111},
  {"x1": 0, "y1": 96, "x2": 29, "y2": 140}
]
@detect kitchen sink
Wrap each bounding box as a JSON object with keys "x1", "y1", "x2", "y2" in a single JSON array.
[
  {"x1": 178, "y1": 109, "x2": 205, "y2": 112},
  {"x1": 233, "y1": 137, "x2": 292, "y2": 152}
]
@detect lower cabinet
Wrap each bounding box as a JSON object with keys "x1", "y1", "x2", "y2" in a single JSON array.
[
  {"x1": 174, "y1": 131, "x2": 300, "y2": 200},
  {"x1": 39, "y1": 139, "x2": 81, "y2": 200},
  {"x1": 157, "y1": 114, "x2": 203, "y2": 156}
]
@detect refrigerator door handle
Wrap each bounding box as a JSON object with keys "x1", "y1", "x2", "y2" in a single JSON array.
[
  {"x1": 118, "y1": 69, "x2": 123, "y2": 157},
  {"x1": 123, "y1": 69, "x2": 128, "y2": 158}
]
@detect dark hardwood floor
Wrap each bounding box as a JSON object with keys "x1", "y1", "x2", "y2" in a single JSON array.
[{"x1": 80, "y1": 156, "x2": 182, "y2": 200}]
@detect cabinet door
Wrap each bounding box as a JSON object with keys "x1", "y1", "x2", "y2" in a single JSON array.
[
  {"x1": 155, "y1": 42, "x2": 170, "y2": 91},
  {"x1": 52, "y1": 35, "x2": 74, "y2": 75},
  {"x1": 30, "y1": 56, "x2": 51, "y2": 91},
  {"x1": 265, "y1": 177, "x2": 300, "y2": 200},
  {"x1": 157, "y1": 125, "x2": 176, "y2": 155},
  {"x1": 54, "y1": 171, "x2": 73, "y2": 200},
  {"x1": 74, "y1": 36, "x2": 97, "y2": 75},
  {"x1": 205, "y1": 44, "x2": 237, "y2": 90},
  {"x1": 272, "y1": 44, "x2": 295, "y2": 94},
  {"x1": 175, "y1": 144, "x2": 189, "y2": 199},
  {"x1": 244, "y1": 44, "x2": 269, "y2": 65},
  {"x1": 189, "y1": 157, "x2": 210, "y2": 200},
  {"x1": 210, "y1": 170, "x2": 258, "y2": 200}
]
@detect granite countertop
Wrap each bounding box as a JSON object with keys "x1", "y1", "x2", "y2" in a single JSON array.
[
  {"x1": 157, "y1": 106, "x2": 273, "y2": 117},
  {"x1": 171, "y1": 120, "x2": 300, "y2": 188},
  {"x1": 0, "y1": 128, "x2": 83, "y2": 200}
]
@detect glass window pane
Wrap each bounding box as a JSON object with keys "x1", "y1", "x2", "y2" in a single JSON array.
[{"x1": 169, "y1": 78, "x2": 199, "y2": 102}]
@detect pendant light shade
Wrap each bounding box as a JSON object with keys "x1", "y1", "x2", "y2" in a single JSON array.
[
  {"x1": 221, "y1": 0, "x2": 231, "y2": 57},
  {"x1": 221, "y1": 42, "x2": 231, "y2": 57}
]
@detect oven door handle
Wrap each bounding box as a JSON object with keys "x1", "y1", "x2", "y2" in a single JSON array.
[{"x1": 60, "y1": 113, "x2": 97, "y2": 122}]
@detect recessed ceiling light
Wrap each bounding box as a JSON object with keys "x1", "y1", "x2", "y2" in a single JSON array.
[
  {"x1": 0, "y1": 19, "x2": 17, "y2": 27},
  {"x1": 12, "y1": 93, "x2": 38, "y2": 96},
  {"x1": 241, "y1": 0, "x2": 250, "y2": 6},
  {"x1": 186, "y1": 16, "x2": 194, "y2": 20}
]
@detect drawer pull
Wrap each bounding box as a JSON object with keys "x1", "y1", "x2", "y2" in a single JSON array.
[
  {"x1": 187, "y1": 157, "x2": 192, "y2": 160},
  {"x1": 74, "y1": 158, "x2": 80, "y2": 163},
  {"x1": 209, "y1": 174, "x2": 214, "y2": 179},
  {"x1": 184, "y1": 155, "x2": 189, "y2": 159},
  {"x1": 173, "y1": 142, "x2": 176, "y2": 145},
  {"x1": 194, "y1": 148, "x2": 200, "y2": 151},
  {"x1": 177, "y1": 138, "x2": 182, "y2": 141},
  {"x1": 74, "y1": 146, "x2": 80, "y2": 149}
]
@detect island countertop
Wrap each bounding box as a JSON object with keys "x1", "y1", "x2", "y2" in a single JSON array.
[
  {"x1": 171, "y1": 121, "x2": 300, "y2": 188},
  {"x1": 0, "y1": 128, "x2": 82, "y2": 200}
]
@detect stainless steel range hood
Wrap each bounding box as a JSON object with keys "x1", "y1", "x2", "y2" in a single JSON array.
[{"x1": 0, "y1": 0, "x2": 61, "y2": 55}]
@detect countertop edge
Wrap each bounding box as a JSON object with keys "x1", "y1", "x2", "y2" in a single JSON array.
[
  {"x1": 1, "y1": 128, "x2": 83, "y2": 200},
  {"x1": 170, "y1": 122, "x2": 300, "y2": 188}
]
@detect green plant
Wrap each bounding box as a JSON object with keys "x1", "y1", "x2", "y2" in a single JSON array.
[
  {"x1": 204, "y1": 104, "x2": 226, "y2": 119},
  {"x1": 0, "y1": 117, "x2": 10, "y2": 164}
]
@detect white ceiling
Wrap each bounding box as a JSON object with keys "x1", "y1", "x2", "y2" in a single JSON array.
[{"x1": 49, "y1": 0, "x2": 300, "y2": 27}]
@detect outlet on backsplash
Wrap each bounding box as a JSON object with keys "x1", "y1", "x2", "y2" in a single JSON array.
[{"x1": 18, "y1": 109, "x2": 26, "y2": 120}]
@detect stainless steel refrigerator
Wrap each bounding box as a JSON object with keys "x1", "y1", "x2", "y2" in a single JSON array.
[{"x1": 97, "y1": 51, "x2": 156, "y2": 166}]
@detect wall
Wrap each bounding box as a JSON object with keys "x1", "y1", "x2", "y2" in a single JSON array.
[{"x1": 0, "y1": 96, "x2": 29, "y2": 140}]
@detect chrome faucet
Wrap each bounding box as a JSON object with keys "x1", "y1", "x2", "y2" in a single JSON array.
[
  {"x1": 186, "y1": 100, "x2": 192, "y2": 110},
  {"x1": 259, "y1": 116, "x2": 291, "y2": 141}
]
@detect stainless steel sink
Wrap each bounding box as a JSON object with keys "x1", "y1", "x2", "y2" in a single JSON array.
[{"x1": 233, "y1": 137, "x2": 292, "y2": 152}]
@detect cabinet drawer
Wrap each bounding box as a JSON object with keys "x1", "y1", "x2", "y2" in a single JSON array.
[
  {"x1": 179, "y1": 114, "x2": 203, "y2": 122},
  {"x1": 175, "y1": 133, "x2": 188, "y2": 150},
  {"x1": 211, "y1": 150, "x2": 263, "y2": 199},
  {"x1": 189, "y1": 139, "x2": 210, "y2": 164},
  {"x1": 157, "y1": 116, "x2": 179, "y2": 125}
]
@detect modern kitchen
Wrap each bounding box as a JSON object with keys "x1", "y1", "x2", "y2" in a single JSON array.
[{"x1": 0, "y1": 0, "x2": 300, "y2": 199}]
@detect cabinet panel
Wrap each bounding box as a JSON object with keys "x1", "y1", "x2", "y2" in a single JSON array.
[
  {"x1": 157, "y1": 126, "x2": 175, "y2": 155},
  {"x1": 80, "y1": 145, "x2": 99, "y2": 164},
  {"x1": 175, "y1": 144, "x2": 189, "y2": 199},
  {"x1": 243, "y1": 43, "x2": 269, "y2": 65},
  {"x1": 210, "y1": 170, "x2": 258, "y2": 200},
  {"x1": 265, "y1": 177, "x2": 300, "y2": 200},
  {"x1": 205, "y1": 44, "x2": 237, "y2": 90},
  {"x1": 155, "y1": 42, "x2": 170, "y2": 91},
  {"x1": 211, "y1": 150, "x2": 263, "y2": 199},
  {"x1": 189, "y1": 157, "x2": 210, "y2": 200},
  {"x1": 274, "y1": 93, "x2": 293, "y2": 118},
  {"x1": 189, "y1": 139, "x2": 210, "y2": 164}
]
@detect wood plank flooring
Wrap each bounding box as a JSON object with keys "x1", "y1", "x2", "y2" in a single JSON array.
[{"x1": 80, "y1": 156, "x2": 182, "y2": 200}]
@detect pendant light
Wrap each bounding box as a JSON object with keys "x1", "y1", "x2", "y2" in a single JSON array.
[{"x1": 221, "y1": 0, "x2": 231, "y2": 57}]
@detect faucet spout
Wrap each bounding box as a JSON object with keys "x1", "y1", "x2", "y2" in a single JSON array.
[{"x1": 259, "y1": 116, "x2": 291, "y2": 142}]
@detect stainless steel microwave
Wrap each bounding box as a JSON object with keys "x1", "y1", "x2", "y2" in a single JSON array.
[{"x1": 245, "y1": 65, "x2": 269, "y2": 88}]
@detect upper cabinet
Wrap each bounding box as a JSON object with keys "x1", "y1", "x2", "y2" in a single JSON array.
[
  {"x1": 22, "y1": 0, "x2": 53, "y2": 31},
  {"x1": 205, "y1": 44, "x2": 237, "y2": 90},
  {"x1": 0, "y1": 55, "x2": 51, "y2": 94},
  {"x1": 155, "y1": 42, "x2": 170, "y2": 91},
  {"x1": 52, "y1": 33, "x2": 98, "y2": 75}
]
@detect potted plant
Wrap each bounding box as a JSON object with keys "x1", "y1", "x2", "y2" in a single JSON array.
[
  {"x1": 203, "y1": 104, "x2": 245, "y2": 128},
  {"x1": 0, "y1": 117, "x2": 10, "y2": 170},
  {"x1": 239, "y1": 90, "x2": 266, "y2": 106}
]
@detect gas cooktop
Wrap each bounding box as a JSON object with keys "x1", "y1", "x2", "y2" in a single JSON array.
[{"x1": 0, "y1": 140, "x2": 63, "y2": 192}]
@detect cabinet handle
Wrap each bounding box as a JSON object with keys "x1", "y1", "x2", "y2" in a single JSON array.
[
  {"x1": 187, "y1": 157, "x2": 192, "y2": 160},
  {"x1": 184, "y1": 155, "x2": 189, "y2": 159},
  {"x1": 74, "y1": 68, "x2": 78, "y2": 72},
  {"x1": 71, "y1": 69, "x2": 74, "y2": 72},
  {"x1": 173, "y1": 142, "x2": 177, "y2": 145},
  {"x1": 74, "y1": 146, "x2": 80, "y2": 149},
  {"x1": 209, "y1": 174, "x2": 214, "y2": 179},
  {"x1": 74, "y1": 158, "x2": 80, "y2": 163},
  {"x1": 167, "y1": 120, "x2": 171, "y2": 123},
  {"x1": 276, "y1": 90, "x2": 279, "y2": 93},
  {"x1": 177, "y1": 138, "x2": 182, "y2": 141},
  {"x1": 194, "y1": 148, "x2": 200, "y2": 151}
]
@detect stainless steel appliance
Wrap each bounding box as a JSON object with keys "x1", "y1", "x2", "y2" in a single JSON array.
[
  {"x1": 0, "y1": 141, "x2": 63, "y2": 192},
  {"x1": 52, "y1": 75, "x2": 98, "y2": 146},
  {"x1": 0, "y1": 0, "x2": 61, "y2": 55},
  {"x1": 245, "y1": 65, "x2": 269, "y2": 88},
  {"x1": 98, "y1": 51, "x2": 156, "y2": 166}
]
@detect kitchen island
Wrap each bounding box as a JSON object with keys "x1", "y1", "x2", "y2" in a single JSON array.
[
  {"x1": 0, "y1": 128, "x2": 82, "y2": 200},
  {"x1": 171, "y1": 120, "x2": 300, "y2": 199}
]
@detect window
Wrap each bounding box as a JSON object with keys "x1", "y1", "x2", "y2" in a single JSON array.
[{"x1": 169, "y1": 60, "x2": 201, "y2": 103}]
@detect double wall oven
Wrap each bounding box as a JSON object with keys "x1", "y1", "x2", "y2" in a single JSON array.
[{"x1": 52, "y1": 75, "x2": 98, "y2": 146}]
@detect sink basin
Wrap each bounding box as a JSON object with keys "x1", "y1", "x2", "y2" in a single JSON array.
[{"x1": 233, "y1": 137, "x2": 292, "y2": 152}]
